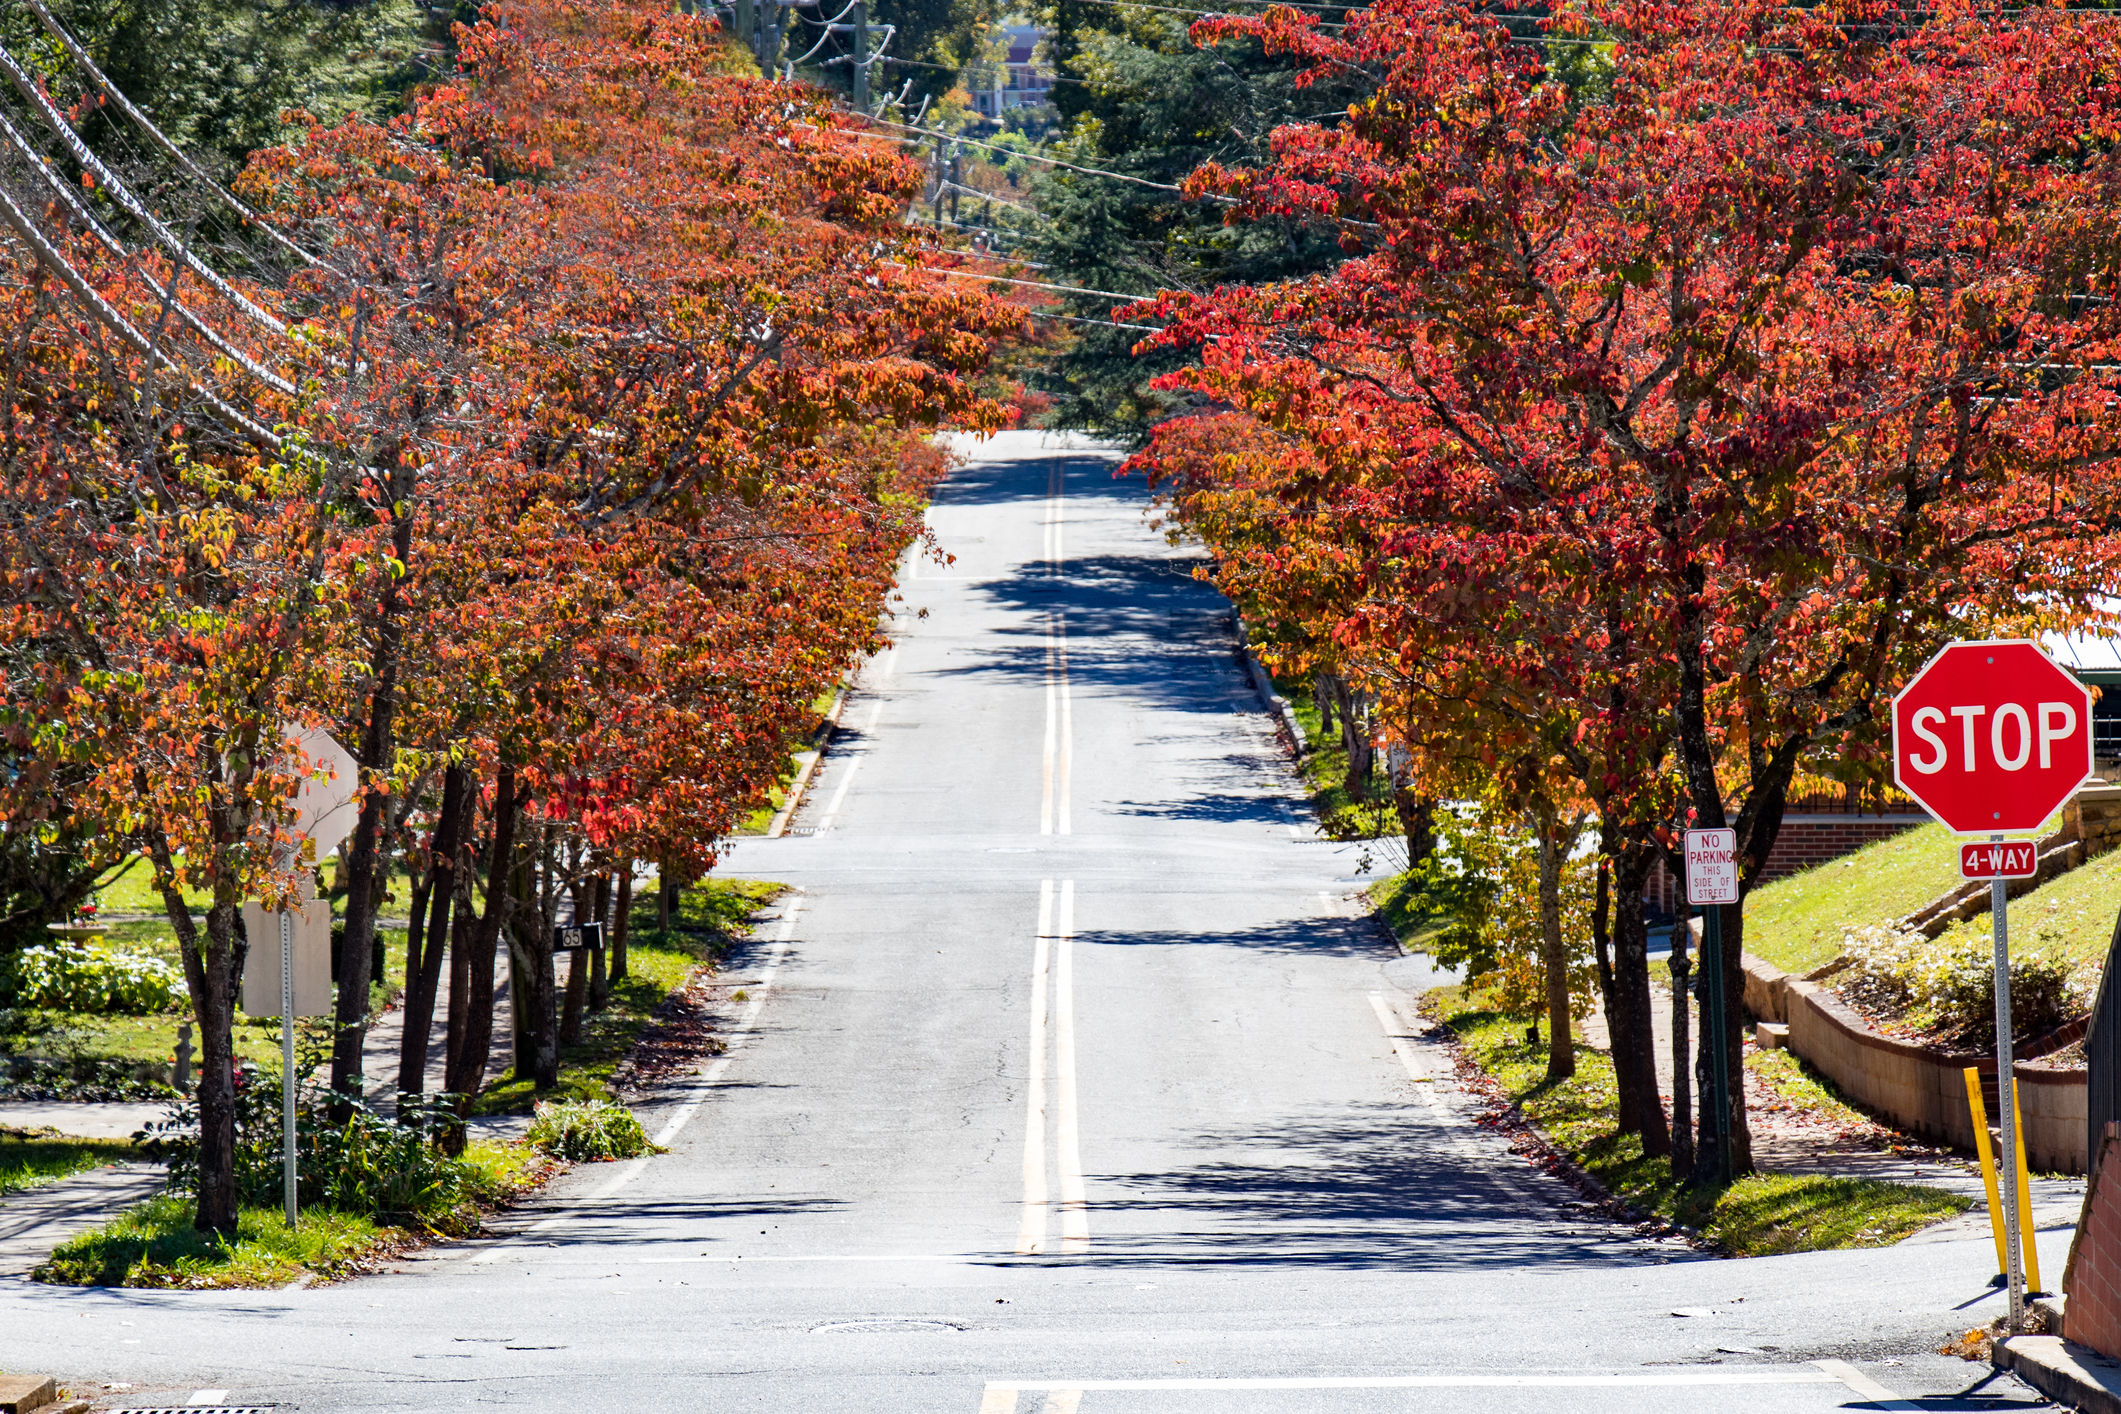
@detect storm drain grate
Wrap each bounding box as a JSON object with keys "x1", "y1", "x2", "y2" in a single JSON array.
[{"x1": 114, "y1": 1407, "x2": 279, "y2": 1413}]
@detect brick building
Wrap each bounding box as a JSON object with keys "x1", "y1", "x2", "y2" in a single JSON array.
[{"x1": 1646, "y1": 811, "x2": 1929, "y2": 916}]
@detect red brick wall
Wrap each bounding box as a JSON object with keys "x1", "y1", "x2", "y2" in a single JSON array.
[
  {"x1": 2066, "y1": 1124, "x2": 2121, "y2": 1355},
  {"x1": 1647, "y1": 815, "x2": 1927, "y2": 916}
]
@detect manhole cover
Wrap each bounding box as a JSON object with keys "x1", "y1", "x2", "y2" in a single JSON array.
[{"x1": 810, "y1": 1320, "x2": 961, "y2": 1335}]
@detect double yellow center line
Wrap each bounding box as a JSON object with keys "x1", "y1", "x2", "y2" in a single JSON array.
[{"x1": 1018, "y1": 878, "x2": 1088, "y2": 1256}]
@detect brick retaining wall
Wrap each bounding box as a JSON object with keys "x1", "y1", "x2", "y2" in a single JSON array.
[{"x1": 1745, "y1": 953, "x2": 2087, "y2": 1173}]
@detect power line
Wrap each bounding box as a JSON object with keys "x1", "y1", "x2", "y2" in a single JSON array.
[
  {"x1": 867, "y1": 116, "x2": 1229, "y2": 197},
  {"x1": 924, "y1": 266, "x2": 1156, "y2": 301},
  {"x1": 880, "y1": 54, "x2": 1092, "y2": 85}
]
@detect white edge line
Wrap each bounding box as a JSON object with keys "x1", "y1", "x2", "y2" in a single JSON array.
[
  {"x1": 1368, "y1": 992, "x2": 1434, "y2": 1084},
  {"x1": 1813, "y1": 1358, "x2": 1923, "y2": 1410},
  {"x1": 636, "y1": 1252, "x2": 978, "y2": 1264},
  {"x1": 984, "y1": 1373, "x2": 1844, "y2": 1392},
  {"x1": 468, "y1": 898, "x2": 803, "y2": 1263}
]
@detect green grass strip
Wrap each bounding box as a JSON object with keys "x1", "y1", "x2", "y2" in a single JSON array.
[
  {"x1": 1432, "y1": 998, "x2": 1971, "y2": 1256},
  {"x1": 34, "y1": 1193, "x2": 387, "y2": 1288},
  {"x1": 0, "y1": 1134, "x2": 137, "y2": 1198}
]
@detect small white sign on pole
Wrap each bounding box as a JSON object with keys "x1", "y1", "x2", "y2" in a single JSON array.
[
  {"x1": 238, "y1": 899, "x2": 333, "y2": 1017},
  {"x1": 252, "y1": 725, "x2": 360, "y2": 1231},
  {"x1": 1684, "y1": 828, "x2": 1739, "y2": 906}
]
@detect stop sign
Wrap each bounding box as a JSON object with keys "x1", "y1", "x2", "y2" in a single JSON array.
[{"x1": 1891, "y1": 639, "x2": 2095, "y2": 833}]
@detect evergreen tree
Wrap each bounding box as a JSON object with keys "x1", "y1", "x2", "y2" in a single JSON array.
[
  {"x1": 5, "y1": 0, "x2": 425, "y2": 176},
  {"x1": 1029, "y1": 0, "x2": 1369, "y2": 442}
]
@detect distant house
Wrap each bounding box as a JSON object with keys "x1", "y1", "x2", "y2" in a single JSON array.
[
  {"x1": 970, "y1": 25, "x2": 1053, "y2": 117},
  {"x1": 2047, "y1": 628, "x2": 2121, "y2": 781}
]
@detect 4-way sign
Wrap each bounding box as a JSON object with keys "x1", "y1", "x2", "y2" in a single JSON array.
[
  {"x1": 1891, "y1": 639, "x2": 2094, "y2": 833},
  {"x1": 1888, "y1": 636, "x2": 2096, "y2": 1335}
]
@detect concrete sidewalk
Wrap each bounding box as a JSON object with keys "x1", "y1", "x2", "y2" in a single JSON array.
[
  {"x1": 1994, "y1": 1333, "x2": 2121, "y2": 1414},
  {"x1": 0, "y1": 1165, "x2": 163, "y2": 1276}
]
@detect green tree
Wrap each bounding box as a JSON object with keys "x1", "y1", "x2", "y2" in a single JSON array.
[
  {"x1": 6, "y1": 0, "x2": 424, "y2": 175},
  {"x1": 1028, "y1": 1, "x2": 1366, "y2": 441}
]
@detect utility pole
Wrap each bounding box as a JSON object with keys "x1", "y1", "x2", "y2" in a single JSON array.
[
  {"x1": 852, "y1": 0, "x2": 869, "y2": 111},
  {"x1": 932, "y1": 136, "x2": 946, "y2": 228}
]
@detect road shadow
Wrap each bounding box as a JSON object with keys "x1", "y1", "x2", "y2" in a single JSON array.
[
  {"x1": 1075, "y1": 914, "x2": 1387, "y2": 962},
  {"x1": 1061, "y1": 1102, "x2": 1666, "y2": 1271},
  {"x1": 930, "y1": 451, "x2": 1136, "y2": 509},
  {"x1": 1102, "y1": 792, "x2": 1288, "y2": 826}
]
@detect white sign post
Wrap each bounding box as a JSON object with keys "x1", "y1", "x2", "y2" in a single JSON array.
[
  {"x1": 250, "y1": 727, "x2": 357, "y2": 1229},
  {"x1": 1684, "y1": 828, "x2": 1739, "y2": 1180}
]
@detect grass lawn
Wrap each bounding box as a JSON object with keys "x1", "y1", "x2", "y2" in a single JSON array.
[
  {"x1": 35, "y1": 1193, "x2": 388, "y2": 1288},
  {"x1": 1428, "y1": 990, "x2": 1970, "y2": 1254},
  {"x1": 0, "y1": 1134, "x2": 140, "y2": 1198},
  {"x1": 470, "y1": 877, "x2": 780, "y2": 1115},
  {"x1": 1367, "y1": 869, "x2": 1445, "y2": 953},
  {"x1": 1741, "y1": 810, "x2": 2101, "y2": 982},
  {"x1": 1741, "y1": 822, "x2": 1963, "y2": 975},
  {"x1": 1930, "y1": 844, "x2": 2121, "y2": 986}
]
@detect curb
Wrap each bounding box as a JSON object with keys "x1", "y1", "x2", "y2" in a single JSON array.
[
  {"x1": 1994, "y1": 1335, "x2": 2121, "y2": 1414},
  {"x1": 1232, "y1": 615, "x2": 1307, "y2": 753},
  {"x1": 765, "y1": 688, "x2": 848, "y2": 838}
]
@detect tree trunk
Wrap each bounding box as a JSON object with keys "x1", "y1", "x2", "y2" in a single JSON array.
[
  {"x1": 328, "y1": 491, "x2": 418, "y2": 1119},
  {"x1": 1671, "y1": 559, "x2": 1765, "y2": 1178},
  {"x1": 657, "y1": 871, "x2": 675, "y2": 930},
  {"x1": 1694, "y1": 900, "x2": 1755, "y2": 1176},
  {"x1": 1334, "y1": 680, "x2": 1373, "y2": 801},
  {"x1": 440, "y1": 802, "x2": 479, "y2": 1094},
  {"x1": 1313, "y1": 674, "x2": 1338, "y2": 738},
  {"x1": 1535, "y1": 801, "x2": 1574, "y2": 1081},
  {"x1": 1388, "y1": 745, "x2": 1437, "y2": 866},
  {"x1": 588, "y1": 872, "x2": 610, "y2": 1013},
  {"x1": 398, "y1": 764, "x2": 469, "y2": 1102},
  {"x1": 444, "y1": 767, "x2": 519, "y2": 1151},
  {"x1": 610, "y1": 866, "x2": 632, "y2": 983},
  {"x1": 508, "y1": 822, "x2": 560, "y2": 1090},
  {"x1": 1611, "y1": 839, "x2": 1670, "y2": 1156},
  {"x1": 560, "y1": 947, "x2": 589, "y2": 1045},
  {"x1": 1668, "y1": 888, "x2": 1695, "y2": 1181},
  {"x1": 170, "y1": 887, "x2": 241, "y2": 1236},
  {"x1": 330, "y1": 697, "x2": 399, "y2": 1120},
  {"x1": 397, "y1": 867, "x2": 434, "y2": 1084}
]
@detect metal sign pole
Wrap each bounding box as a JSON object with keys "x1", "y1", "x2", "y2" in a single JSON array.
[
  {"x1": 1704, "y1": 902, "x2": 1733, "y2": 1181},
  {"x1": 1991, "y1": 834, "x2": 2025, "y2": 1332},
  {"x1": 281, "y1": 908, "x2": 297, "y2": 1230}
]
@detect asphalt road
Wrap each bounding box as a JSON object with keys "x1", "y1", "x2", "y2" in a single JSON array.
[{"x1": 0, "y1": 432, "x2": 2055, "y2": 1412}]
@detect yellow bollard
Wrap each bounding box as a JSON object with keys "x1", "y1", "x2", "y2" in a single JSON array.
[
  {"x1": 1964, "y1": 1067, "x2": 2008, "y2": 1281},
  {"x1": 2012, "y1": 1080, "x2": 2043, "y2": 1294}
]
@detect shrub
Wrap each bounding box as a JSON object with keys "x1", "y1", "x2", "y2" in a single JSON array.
[
  {"x1": 1923, "y1": 941, "x2": 2071, "y2": 1047},
  {"x1": 526, "y1": 1099, "x2": 656, "y2": 1161},
  {"x1": 1838, "y1": 925, "x2": 2076, "y2": 1046},
  {"x1": 143, "y1": 1078, "x2": 480, "y2": 1225},
  {"x1": 0, "y1": 944, "x2": 179, "y2": 1014}
]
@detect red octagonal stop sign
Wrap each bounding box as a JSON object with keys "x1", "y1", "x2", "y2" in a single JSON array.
[{"x1": 1891, "y1": 639, "x2": 2095, "y2": 833}]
